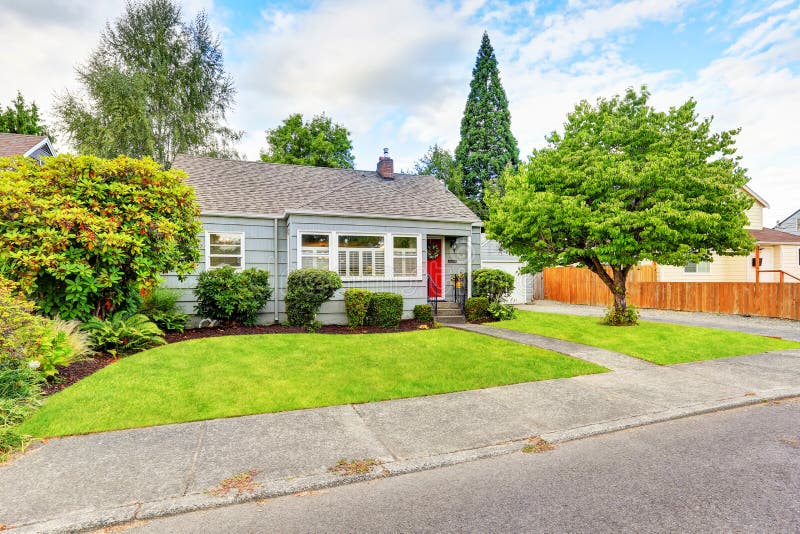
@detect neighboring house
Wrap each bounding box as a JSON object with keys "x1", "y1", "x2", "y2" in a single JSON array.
[
  {"x1": 166, "y1": 150, "x2": 482, "y2": 325},
  {"x1": 0, "y1": 132, "x2": 55, "y2": 162},
  {"x1": 658, "y1": 185, "x2": 800, "y2": 283},
  {"x1": 775, "y1": 209, "x2": 800, "y2": 236},
  {"x1": 480, "y1": 236, "x2": 534, "y2": 304}
]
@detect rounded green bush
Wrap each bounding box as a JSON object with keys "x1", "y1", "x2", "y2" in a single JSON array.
[
  {"x1": 369, "y1": 292, "x2": 403, "y2": 328},
  {"x1": 472, "y1": 269, "x2": 515, "y2": 304},
  {"x1": 465, "y1": 297, "x2": 490, "y2": 322},
  {"x1": 285, "y1": 269, "x2": 342, "y2": 327},
  {"x1": 344, "y1": 288, "x2": 372, "y2": 328},
  {"x1": 195, "y1": 266, "x2": 273, "y2": 326},
  {"x1": 413, "y1": 304, "x2": 433, "y2": 323}
]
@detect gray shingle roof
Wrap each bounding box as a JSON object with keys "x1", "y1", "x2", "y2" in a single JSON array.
[
  {"x1": 0, "y1": 133, "x2": 48, "y2": 157},
  {"x1": 172, "y1": 154, "x2": 481, "y2": 223}
]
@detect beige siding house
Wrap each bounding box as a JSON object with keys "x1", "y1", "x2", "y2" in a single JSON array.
[{"x1": 658, "y1": 186, "x2": 800, "y2": 283}]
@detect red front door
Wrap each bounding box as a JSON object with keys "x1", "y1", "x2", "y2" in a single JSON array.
[{"x1": 427, "y1": 237, "x2": 444, "y2": 299}]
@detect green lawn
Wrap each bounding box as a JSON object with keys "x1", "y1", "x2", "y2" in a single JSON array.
[
  {"x1": 492, "y1": 311, "x2": 800, "y2": 365},
  {"x1": 22, "y1": 328, "x2": 606, "y2": 437}
]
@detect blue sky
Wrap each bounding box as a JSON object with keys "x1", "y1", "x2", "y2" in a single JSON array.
[{"x1": 1, "y1": 0, "x2": 798, "y2": 221}]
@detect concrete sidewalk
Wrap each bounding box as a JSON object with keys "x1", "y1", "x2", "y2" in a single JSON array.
[{"x1": 2, "y1": 346, "x2": 800, "y2": 532}]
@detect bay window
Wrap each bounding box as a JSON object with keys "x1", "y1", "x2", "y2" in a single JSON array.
[{"x1": 297, "y1": 230, "x2": 423, "y2": 280}]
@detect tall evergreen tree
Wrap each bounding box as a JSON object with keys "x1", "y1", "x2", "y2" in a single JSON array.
[{"x1": 455, "y1": 31, "x2": 519, "y2": 220}]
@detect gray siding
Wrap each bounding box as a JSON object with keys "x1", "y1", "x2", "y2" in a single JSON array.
[
  {"x1": 288, "y1": 214, "x2": 477, "y2": 324},
  {"x1": 165, "y1": 214, "x2": 479, "y2": 326},
  {"x1": 163, "y1": 215, "x2": 287, "y2": 326}
]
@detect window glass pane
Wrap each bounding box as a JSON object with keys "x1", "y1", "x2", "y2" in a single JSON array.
[
  {"x1": 339, "y1": 235, "x2": 384, "y2": 248},
  {"x1": 210, "y1": 244, "x2": 241, "y2": 255},
  {"x1": 302, "y1": 234, "x2": 329, "y2": 248},
  {"x1": 210, "y1": 256, "x2": 241, "y2": 268},
  {"x1": 210, "y1": 233, "x2": 241, "y2": 246},
  {"x1": 394, "y1": 236, "x2": 417, "y2": 249}
]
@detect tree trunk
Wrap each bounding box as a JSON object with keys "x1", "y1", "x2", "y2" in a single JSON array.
[{"x1": 585, "y1": 258, "x2": 631, "y2": 315}]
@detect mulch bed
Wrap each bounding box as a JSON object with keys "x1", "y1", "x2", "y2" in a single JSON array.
[
  {"x1": 164, "y1": 319, "x2": 430, "y2": 343},
  {"x1": 42, "y1": 354, "x2": 118, "y2": 396},
  {"x1": 43, "y1": 320, "x2": 433, "y2": 395}
]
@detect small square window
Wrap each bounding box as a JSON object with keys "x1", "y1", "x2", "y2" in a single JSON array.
[
  {"x1": 684, "y1": 261, "x2": 710, "y2": 273},
  {"x1": 300, "y1": 233, "x2": 330, "y2": 270},
  {"x1": 207, "y1": 232, "x2": 244, "y2": 269}
]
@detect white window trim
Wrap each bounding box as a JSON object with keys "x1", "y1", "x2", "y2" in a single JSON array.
[
  {"x1": 296, "y1": 230, "x2": 423, "y2": 281},
  {"x1": 205, "y1": 231, "x2": 245, "y2": 270}
]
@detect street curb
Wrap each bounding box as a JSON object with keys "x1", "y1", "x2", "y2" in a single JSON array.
[{"x1": 9, "y1": 388, "x2": 800, "y2": 533}]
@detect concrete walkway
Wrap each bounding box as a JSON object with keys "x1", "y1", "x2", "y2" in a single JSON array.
[
  {"x1": 521, "y1": 301, "x2": 800, "y2": 341},
  {"x1": 2, "y1": 347, "x2": 800, "y2": 532},
  {"x1": 449, "y1": 323, "x2": 655, "y2": 371}
]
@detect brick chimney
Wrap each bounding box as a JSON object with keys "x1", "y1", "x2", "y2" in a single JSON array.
[{"x1": 377, "y1": 147, "x2": 394, "y2": 180}]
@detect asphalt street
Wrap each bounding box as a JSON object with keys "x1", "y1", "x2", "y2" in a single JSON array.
[{"x1": 122, "y1": 397, "x2": 800, "y2": 533}]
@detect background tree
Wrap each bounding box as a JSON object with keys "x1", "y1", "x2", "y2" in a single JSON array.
[
  {"x1": 487, "y1": 87, "x2": 754, "y2": 321},
  {"x1": 455, "y1": 31, "x2": 519, "y2": 220},
  {"x1": 261, "y1": 113, "x2": 354, "y2": 168},
  {"x1": 413, "y1": 144, "x2": 473, "y2": 207},
  {"x1": 0, "y1": 92, "x2": 54, "y2": 140},
  {"x1": 55, "y1": 0, "x2": 240, "y2": 168},
  {"x1": 0, "y1": 154, "x2": 201, "y2": 320}
]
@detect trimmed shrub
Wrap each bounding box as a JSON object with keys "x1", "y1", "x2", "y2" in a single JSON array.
[
  {"x1": 344, "y1": 288, "x2": 372, "y2": 328},
  {"x1": 472, "y1": 269, "x2": 515, "y2": 304},
  {"x1": 368, "y1": 292, "x2": 403, "y2": 328},
  {"x1": 602, "y1": 305, "x2": 640, "y2": 326},
  {"x1": 141, "y1": 288, "x2": 188, "y2": 332},
  {"x1": 285, "y1": 269, "x2": 342, "y2": 327},
  {"x1": 82, "y1": 312, "x2": 165, "y2": 356},
  {"x1": 465, "y1": 297, "x2": 490, "y2": 322},
  {"x1": 195, "y1": 266, "x2": 273, "y2": 326},
  {"x1": 413, "y1": 304, "x2": 434, "y2": 323},
  {"x1": 487, "y1": 302, "x2": 517, "y2": 321}
]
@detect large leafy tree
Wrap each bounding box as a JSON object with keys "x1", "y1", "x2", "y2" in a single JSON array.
[
  {"x1": 55, "y1": 0, "x2": 240, "y2": 168},
  {"x1": 261, "y1": 113, "x2": 354, "y2": 168},
  {"x1": 455, "y1": 32, "x2": 519, "y2": 220},
  {"x1": 0, "y1": 92, "x2": 54, "y2": 140},
  {"x1": 413, "y1": 144, "x2": 470, "y2": 205},
  {"x1": 0, "y1": 154, "x2": 201, "y2": 320},
  {"x1": 487, "y1": 87, "x2": 754, "y2": 319}
]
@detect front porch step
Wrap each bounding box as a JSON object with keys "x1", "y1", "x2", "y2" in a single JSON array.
[
  {"x1": 435, "y1": 308, "x2": 464, "y2": 317},
  {"x1": 432, "y1": 301, "x2": 461, "y2": 310},
  {"x1": 437, "y1": 315, "x2": 466, "y2": 324}
]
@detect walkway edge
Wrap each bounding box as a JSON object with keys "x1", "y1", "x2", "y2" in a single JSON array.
[{"x1": 11, "y1": 387, "x2": 800, "y2": 533}]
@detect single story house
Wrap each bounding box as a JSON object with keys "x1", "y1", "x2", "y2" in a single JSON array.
[
  {"x1": 657, "y1": 185, "x2": 800, "y2": 283},
  {"x1": 0, "y1": 133, "x2": 55, "y2": 161},
  {"x1": 166, "y1": 150, "x2": 482, "y2": 325},
  {"x1": 775, "y1": 209, "x2": 800, "y2": 236}
]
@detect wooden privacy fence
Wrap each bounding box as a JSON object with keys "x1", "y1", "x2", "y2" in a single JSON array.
[{"x1": 543, "y1": 266, "x2": 800, "y2": 321}]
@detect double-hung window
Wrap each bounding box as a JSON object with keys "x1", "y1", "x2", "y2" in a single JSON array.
[
  {"x1": 393, "y1": 236, "x2": 418, "y2": 277},
  {"x1": 338, "y1": 234, "x2": 385, "y2": 277},
  {"x1": 206, "y1": 232, "x2": 244, "y2": 269},
  {"x1": 300, "y1": 234, "x2": 330, "y2": 269}
]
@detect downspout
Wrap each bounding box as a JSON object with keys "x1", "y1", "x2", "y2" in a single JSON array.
[
  {"x1": 467, "y1": 231, "x2": 473, "y2": 298},
  {"x1": 273, "y1": 218, "x2": 279, "y2": 324}
]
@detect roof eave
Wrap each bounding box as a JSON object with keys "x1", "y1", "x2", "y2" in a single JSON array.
[
  {"x1": 23, "y1": 137, "x2": 54, "y2": 158},
  {"x1": 742, "y1": 184, "x2": 770, "y2": 208}
]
